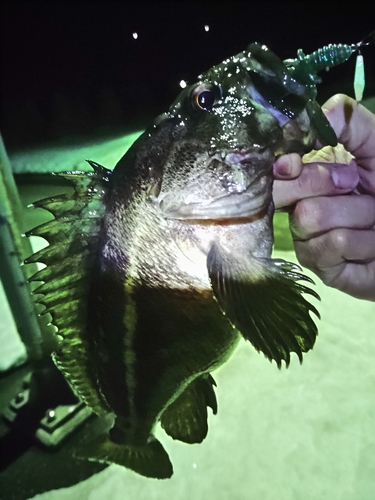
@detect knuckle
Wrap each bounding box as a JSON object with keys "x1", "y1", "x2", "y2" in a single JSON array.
[
  {"x1": 326, "y1": 228, "x2": 349, "y2": 252},
  {"x1": 294, "y1": 229, "x2": 347, "y2": 271},
  {"x1": 300, "y1": 164, "x2": 331, "y2": 194},
  {"x1": 294, "y1": 242, "x2": 311, "y2": 269},
  {"x1": 291, "y1": 198, "x2": 320, "y2": 239},
  {"x1": 294, "y1": 238, "x2": 321, "y2": 270}
]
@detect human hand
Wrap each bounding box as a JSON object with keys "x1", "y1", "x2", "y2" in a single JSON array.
[{"x1": 273, "y1": 94, "x2": 375, "y2": 300}]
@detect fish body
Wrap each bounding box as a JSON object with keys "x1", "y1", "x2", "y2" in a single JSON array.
[{"x1": 28, "y1": 42, "x2": 334, "y2": 478}]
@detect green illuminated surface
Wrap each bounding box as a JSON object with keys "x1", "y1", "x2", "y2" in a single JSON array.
[{"x1": 10, "y1": 131, "x2": 143, "y2": 174}]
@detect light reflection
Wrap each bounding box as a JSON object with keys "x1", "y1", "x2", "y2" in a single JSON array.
[
  {"x1": 132, "y1": 32, "x2": 138, "y2": 39},
  {"x1": 204, "y1": 25, "x2": 210, "y2": 32},
  {"x1": 179, "y1": 80, "x2": 187, "y2": 88}
]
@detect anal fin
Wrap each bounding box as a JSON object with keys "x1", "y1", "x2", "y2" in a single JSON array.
[{"x1": 160, "y1": 374, "x2": 217, "y2": 444}]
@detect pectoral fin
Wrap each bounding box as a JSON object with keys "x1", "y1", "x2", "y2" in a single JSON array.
[
  {"x1": 160, "y1": 374, "x2": 217, "y2": 444},
  {"x1": 207, "y1": 243, "x2": 320, "y2": 368}
]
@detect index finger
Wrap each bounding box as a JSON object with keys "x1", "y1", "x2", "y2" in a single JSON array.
[
  {"x1": 323, "y1": 94, "x2": 375, "y2": 172},
  {"x1": 273, "y1": 160, "x2": 359, "y2": 210}
]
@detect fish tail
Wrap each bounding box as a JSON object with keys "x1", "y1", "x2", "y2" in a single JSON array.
[{"x1": 77, "y1": 433, "x2": 173, "y2": 479}]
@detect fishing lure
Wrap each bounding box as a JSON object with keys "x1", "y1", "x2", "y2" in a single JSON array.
[
  {"x1": 284, "y1": 31, "x2": 375, "y2": 101},
  {"x1": 245, "y1": 32, "x2": 373, "y2": 146}
]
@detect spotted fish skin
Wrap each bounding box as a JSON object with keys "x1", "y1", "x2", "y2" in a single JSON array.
[{"x1": 26, "y1": 41, "x2": 334, "y2": 478}]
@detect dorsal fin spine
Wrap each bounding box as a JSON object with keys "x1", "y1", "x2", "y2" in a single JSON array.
[{"x1": 26, "y1": 161, "x2": 112, "y2": 415}]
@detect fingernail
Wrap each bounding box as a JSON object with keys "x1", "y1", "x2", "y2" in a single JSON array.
[{"x1": 331, "y1": 163, "x2": 359, "y2": 190}]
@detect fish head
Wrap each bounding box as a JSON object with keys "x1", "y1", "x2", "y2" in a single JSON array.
[{"x1": 154, "y1": 43, "x2": 323, "y2": 222}]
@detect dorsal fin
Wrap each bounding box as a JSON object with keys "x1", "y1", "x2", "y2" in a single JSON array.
[{"x1": 26, "y1": 160, "x2": 112, "y2": 415}]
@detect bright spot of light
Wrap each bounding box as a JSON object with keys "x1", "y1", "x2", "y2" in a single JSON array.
[
  {"x1": 132, "y1": 32, "x2": 138, "y2": 39},
  {"x1": 204, "y1": 25, "x2": 210, "y2": 32},
  {"x1": 192, "y1": 463, "x2": 197, "y2": 469},
  {"x1": 179, "y1": 80, "x2": 187, "y2": 88}
]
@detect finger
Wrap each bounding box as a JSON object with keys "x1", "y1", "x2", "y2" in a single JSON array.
[
  {"x1": 273, "y1": 153, "x2": 303, "y2": 179},
  {"x1": 295, "y1": 229, "x2": 375, "y2": 270},
  {"x1": 335, "y1": 261, "x2": 375, "y2": 300},
  {"x1": 273, "y1": 161, "x2": 359, "y2": 209},
  {"x1": 294, "y1": 230, "x2": 375, "y2": 300},
  {"x1": 290, "y1": 194, "x2": 375, "y2": 240},
  {"x1": 323, "y1": 94, "x2": 375, "y2": 172}
]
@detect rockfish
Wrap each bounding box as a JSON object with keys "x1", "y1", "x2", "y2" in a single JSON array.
[{"x1": 27, "y1": 42, "x2": 343, "y2": 479}]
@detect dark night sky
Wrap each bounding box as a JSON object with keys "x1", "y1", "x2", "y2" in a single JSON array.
[{"x1": 1, "y1": 3, "x2": 374, "y2": 147}]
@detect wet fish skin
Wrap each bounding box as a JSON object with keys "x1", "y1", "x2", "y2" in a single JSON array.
[{"x1": 27, "y1": 43, "x2": 327, "y2": 479}]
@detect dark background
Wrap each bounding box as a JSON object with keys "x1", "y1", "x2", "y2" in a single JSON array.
[{"x1": 2, "y1": 3, "x2": 374, "y2": 148}]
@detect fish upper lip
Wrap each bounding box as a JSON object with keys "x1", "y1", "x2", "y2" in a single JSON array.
[{"x1": 211, "y1": 149, "x2": 264, "y2": 165}]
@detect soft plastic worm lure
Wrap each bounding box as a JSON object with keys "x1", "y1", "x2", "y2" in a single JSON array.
[{"x1": 284, "y1": 31, "x2": 375, "y2": 100}]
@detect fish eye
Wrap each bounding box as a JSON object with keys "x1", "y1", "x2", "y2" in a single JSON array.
[{"x1": 192, "y1": 85, "x2": 220, "y2": 111}]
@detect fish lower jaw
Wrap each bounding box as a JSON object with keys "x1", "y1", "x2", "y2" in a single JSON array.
[{"x1": 162, "y1": 194, "x2": 271, "y2": 222}]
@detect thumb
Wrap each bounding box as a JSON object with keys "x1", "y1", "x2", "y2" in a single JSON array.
[{"x1": 323, "y1": 94, "x2": 375, "y2": 172}]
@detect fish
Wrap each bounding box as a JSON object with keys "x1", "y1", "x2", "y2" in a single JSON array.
[{"x1": 26, "y1": 41, "x2": 342, "y2": 479}]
